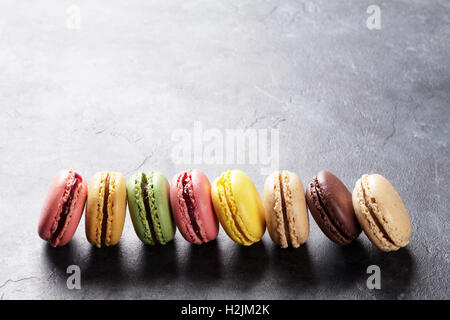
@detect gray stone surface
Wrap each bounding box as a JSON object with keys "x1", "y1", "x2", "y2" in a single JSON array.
[{"x1": 0, "y1": 0, "x2": 449, "y2": 299}]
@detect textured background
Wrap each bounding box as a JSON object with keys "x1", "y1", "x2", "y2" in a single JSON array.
[{"x1": 0, "y1": 0, "x2": 449, "y2": 299}]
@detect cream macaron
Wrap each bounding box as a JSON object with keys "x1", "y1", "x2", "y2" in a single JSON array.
[
  {"x1": 85, "y1": 172, "x2": 127, "y2": 248},
  {"x1": 263, "y1": 170, "x2": 309, "y2": 248},
  {"x1": 352, "y1": 174, "x2": 412, "y2": 252}
]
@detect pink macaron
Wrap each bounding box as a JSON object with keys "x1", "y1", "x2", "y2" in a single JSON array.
[
  {"x1": 38, "y1": 170, "x2": 88, "y2": 247},
  {"x1": 170, "y1": 169, "x2": 219, "y2": 244}
]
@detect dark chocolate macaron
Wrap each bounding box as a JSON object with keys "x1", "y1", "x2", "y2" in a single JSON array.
[{"x1": 305, "y1": 170, "x2": 361, "y2": 245}]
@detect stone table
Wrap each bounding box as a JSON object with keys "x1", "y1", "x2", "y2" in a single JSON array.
[{"x1": 0, "y1": 0, "x2": 448, "y2": 299}]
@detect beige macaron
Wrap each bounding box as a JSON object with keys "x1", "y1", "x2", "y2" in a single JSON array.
[
  {"x1": 352, "y1": 174, "x2": 411, "y2": 252},
  {"x1": 263, "y1": 170, "x2": 309, "y2": 248},
  {"x1": 85, "y1": 172, "x2": 127, "y2": 248}
]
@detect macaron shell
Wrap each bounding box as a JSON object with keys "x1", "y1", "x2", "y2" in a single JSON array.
[
  {"x1": 57, "y1": 178, "x2": 87, "y2": 246},
  {"x1": 264, "y1": 171, "x2": 309, "y2": 248},
  {"x1": 105, "y1": 172, "x2": 127, "y2": 246},
  {"x1": 212, "y1": 170, "x2": 265, "y2": 245},
  {"x1": 353, "y1": 174, "x2": 411, "y2": 252},
  {"x1": 264, "y1": 172, "x2": 286, "y2": 246},
  {"x1": 170, "y1": 172, "x2": 203, "y2": 244},
  {"x1": 283, "y1": 171, "x2": 309, "y2": 246},
  {"x1": 190, "y1": 170, "x2": 219, "y2": 242},
  {"x1": 263, "y1": 171, "x2": 289, "y2": 248},
  {"x1": 364, "y1": 174, "x2": 411, "y2": 246},
  {"x1": 151, "y1": 172, "x2": 176, "y2": 244},
  {"x1": 85, "y1": 172, "x2": 108, "y2": 247},
  {"x1": 127, "y1": 172, "x2": 154, "y2": 245},
  {"x1": 306, "y1": 171, "x2": 361, "y2": 245},
  {"x1": 352, "y1": 178, "x2": 399, "y2": 252},
  {"x1": 306, "y1": 179, "x2": 349, "y2": 245},
  {"x1": 230, "y1": 171, "x2": 265, "y2": 242},
  {"x1": 316, "y1": 171, "x2": 361, "y2": 240},
  {"x1": 38, "y1": 170, "x2": 73, "y2": 241},
  {"x1": 85, "y1": 172, "x2": 127, "y2": 247},
  {"x1": 38, "y1": 170, "x2": 87, "y2": 246},
  {"x1": 211, "y1": 177, "x2": 243, "y2": 244}
]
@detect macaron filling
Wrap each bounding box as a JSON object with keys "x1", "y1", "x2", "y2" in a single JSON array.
[
  {"x1": 279, "y1": 171, "x2": 301, "y2": 248},
  {"x1": 359, "y1": 178, "x2": 398, "y2": 248},
  {"x1": 141, "y1": 177, "x2": 159, "y2": 244},
  {"x1": 100, "y1": 174, "x2": 110, "y2": 246},
  {"x1": 276, "y1": 172, "x2": 290, "y2": 247},
  {"x1": 181, "y1": 172, "x2": 205, "y2": 243},
  {"x1": 310, "y1": 178, "x2": 352, "y2": 244},
  {"x1": 50, "y1": 172, "x2": 82, "y2": 246}
]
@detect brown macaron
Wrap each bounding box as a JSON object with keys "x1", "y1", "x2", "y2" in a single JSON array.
[{"x1": 305, "y1": 170, "x2": 361, "y2": 245}]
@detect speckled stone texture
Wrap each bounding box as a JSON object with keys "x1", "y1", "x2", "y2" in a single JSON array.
[{"x1": 0, "y1": 0, "x2": 449, "y2": 299}]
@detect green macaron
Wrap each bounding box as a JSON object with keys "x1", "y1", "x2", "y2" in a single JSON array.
[{"x1": 127, "y1": 171, "x2": 176, "y2": 245}]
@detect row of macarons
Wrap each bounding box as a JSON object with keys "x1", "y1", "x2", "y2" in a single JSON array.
[{"x1": 38, "y1": 169, "x2": 412, "y2": 252}]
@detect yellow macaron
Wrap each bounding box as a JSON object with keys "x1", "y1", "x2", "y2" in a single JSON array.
[
  {"x1": 211, "y1": 170, "x2": 265, "y2": 245},
  {"x1": 85, "y1": 172, "x2": 127, "y2": 248}
]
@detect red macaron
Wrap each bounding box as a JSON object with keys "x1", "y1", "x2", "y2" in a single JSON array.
[
  {"x1": 38, "y1": 170, "x2": 87, "y2": 247},
  {"x1": 170, "y1": 169, "x2": 219, "y2": 244}
]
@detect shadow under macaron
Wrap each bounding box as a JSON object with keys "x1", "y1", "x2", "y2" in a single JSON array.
[
  {"x1": 137, "y1": 241, "x2": 179, "y2": 282},
  {"x1": 184, "y1": 240, "x2": 222, "y2": 282},
  {"x1": 369, "y1": 247, "x2": 416, "y2": 299},
  {"x1": 228, "y1": 241, "x2": 269, "y2": 290},
  {"x1": 43, "y1": 240, "x2": 79, "y2": 285},
  {"x1": 312, "y1": 238, "x2": 415, "y2": 298},
  {"x1": 82, "y1": 244, "x2": 127, "y2": 287},
  {"x1": 315, "y1": 239, "x2": 371, "y2": 290},
  {"x1": 270, "y1": 242, "x2": 318, "y2": 290}
]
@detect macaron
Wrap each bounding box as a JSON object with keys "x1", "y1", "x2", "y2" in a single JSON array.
[
  {"x1": 38, "y1": 170, "x2": 87, "y2": 247},
  {"x1": 352, "y1": 174, "x2": 412, "y2": 252},
  {"x1": 127, "y1": 171, "x2": 175, "y2": 245},
  {"x1": 85, "y1": 172, "x2": 127, "y2": 248},
  {"x1": 263, "y1": 170, "x2": 309, "y2": 248},
  {"x1": 305, "y1": 170, "x2": 361, "y2": 245},
  {"x1": 211, "y1": 170, "x2": 265, "y2": 246},
  {"x1": 170, "y1": 169, "x2": 219, "y2": 244}
]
